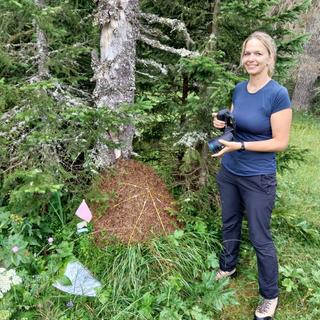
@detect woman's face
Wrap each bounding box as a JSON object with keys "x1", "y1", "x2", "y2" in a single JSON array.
[{"x1": 242, "y1": 38, "x2": 271, "y2": 77}]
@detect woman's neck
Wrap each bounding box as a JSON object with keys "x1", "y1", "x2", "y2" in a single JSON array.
[{"x1": 247, "y1": 73, "x2": 272, "y2": 93}]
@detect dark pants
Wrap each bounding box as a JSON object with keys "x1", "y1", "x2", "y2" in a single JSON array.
[{"x1": 216, "y1": 165, "x2": 279, "y2": 299}]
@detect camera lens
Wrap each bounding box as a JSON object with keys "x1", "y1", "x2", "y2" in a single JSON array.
[
  {"x1": 208, "y1": 139, "x2": 223, "y2": 153},
  {"x1": 208, "y1": 131, "x2": 234, "y2": 153}
]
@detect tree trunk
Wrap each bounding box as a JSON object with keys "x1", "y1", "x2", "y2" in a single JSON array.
[
  {"x1": 204, "y1": 0, "x2": 220, "y2": 53},
  {"x1": 211, "y1": 0, "x2": 220, "y2": 40},
  {"x1": 92, "y1": 0, "x2": 139, "y2": 168},
  {"x1": 292, "y1": 2, "x2": 320, "y2": 111},
  {"x1": 34, "y1": 0, "x2": 50, "y2": 80}
]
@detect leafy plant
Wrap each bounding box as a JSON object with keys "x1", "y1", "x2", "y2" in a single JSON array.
[{"x1": 276, "y1": 145, "x2": 308, "y2": 174}]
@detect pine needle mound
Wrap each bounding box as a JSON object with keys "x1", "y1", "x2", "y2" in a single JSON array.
[{"x1": 93, "y1": 159, "x2": 179, "y2": 244}]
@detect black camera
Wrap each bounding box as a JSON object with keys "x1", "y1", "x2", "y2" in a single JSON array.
[{"x1": 208, "y1": 108, "x2": 236, "y2": 154}]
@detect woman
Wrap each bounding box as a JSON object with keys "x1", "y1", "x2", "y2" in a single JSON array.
[{"x1": 212, "y1": 31, "x2": 292, "y2": 320}]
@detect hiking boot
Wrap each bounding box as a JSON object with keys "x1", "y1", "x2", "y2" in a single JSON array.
[
  {"x1": 215, "y1": 268, "x2": 236, "y2": 280},
  {"x1": 254, "y1": 297, "x2": 278, "y2": 320}
]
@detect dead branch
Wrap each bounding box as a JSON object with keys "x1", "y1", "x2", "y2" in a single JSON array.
[
  {"x1": 140, "y1": 34, "x2": 199, "y2": 58},
  {"x1": 136, "y1": 71, "x2": 157, "y2": 79},
  {"x1": 139, "y1": 12, "x2": 194, "y2": 47},
  {"x1": 137, "y1": 58, "x2": 168, "y2": 75},
  {"x1": 139, "y1": 24, "x2": 170, "y2": 42}
]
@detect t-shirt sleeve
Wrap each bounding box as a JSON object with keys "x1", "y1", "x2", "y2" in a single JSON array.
[{"x1": 272, "y1": 86, "x2": 291, "y2": 113}]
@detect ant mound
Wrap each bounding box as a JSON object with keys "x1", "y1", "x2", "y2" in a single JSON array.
[{"x1": 93, "y1": 159, "x2": 179, "y2": 244}]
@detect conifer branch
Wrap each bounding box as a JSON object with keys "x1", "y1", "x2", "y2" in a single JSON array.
[
  {"x1": 139, "y1": 12, "x2": 194, "y2": 46},
  {"x1": 139, "y1": 34, "x2": 199, "y2": 58},
  {"x1": 50, "y1": 84, "x2": 91, "y2": 107},
  {"x1": 137, "y1": 58, "x2": 168, "y2": 75},
  {"x1": 1, "y1": 106, "x2": 26, "y2": 123},
  {"x1": 139, "y1": 24, "x2": 170, "y2": 42},
  {"x1": 136, "y1": 71, "x2": 156, "y2": 79}
]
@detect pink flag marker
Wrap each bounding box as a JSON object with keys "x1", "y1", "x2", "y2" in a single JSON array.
[{"x1": 75, "y1": 200, "x2": 92, "y2": 222}]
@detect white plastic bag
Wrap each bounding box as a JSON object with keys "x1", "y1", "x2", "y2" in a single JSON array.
[{"x1": 53, "y1": 260, "x2": 101, "y2": 297}]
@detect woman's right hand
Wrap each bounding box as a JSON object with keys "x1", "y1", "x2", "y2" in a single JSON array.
[{"x1": 212, "y1": 112, "x2": 226, "y2": 129}]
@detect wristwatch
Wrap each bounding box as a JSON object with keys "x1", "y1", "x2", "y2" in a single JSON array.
[{"x1": 239, "y1": 141, "x2": 245, "y2": 151}]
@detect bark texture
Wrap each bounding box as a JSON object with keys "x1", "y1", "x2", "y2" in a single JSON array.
[
  {"x1": 292, "y1": 1, "x2": 320, "y2": 111},
  {"x1": 33, "y1": 0, "x2": 50, "y2": 81},
  {"x1": 210, "y1": 0, "x2": 220, "y2": 46},
  {"x1": 92, "y1": 0, "x2": 139, "y2": 168}
]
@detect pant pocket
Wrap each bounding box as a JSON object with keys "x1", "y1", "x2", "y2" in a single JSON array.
[{"x1": 260, "y1": 174, "x2": 277, "y2": 195}]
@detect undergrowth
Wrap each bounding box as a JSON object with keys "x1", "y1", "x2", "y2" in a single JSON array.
[
  {"x1": 2, "y1": 225, "x2": 238, "y2": 319},
  {"x1": 1, "y1": 111, "x2": 319, "y2": 319}
]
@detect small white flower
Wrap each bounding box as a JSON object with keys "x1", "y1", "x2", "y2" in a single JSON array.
[
  {"x1": 0, "y1": 275, "x2": 11, "y2": 293},
  {"x1": 0, "y1": 268, "x2": 22, "y2": 298},
  {"x1": 6, "y1": 269, "x2": 16, "y2": 278},
  {"x1": 47, "y1": 237, "x2": 54, "y2": 244},
  {"x1": 11, "y1": 275, "x2": 22, "y2": 285},
  {"x1": 0, "y1": 268, "x2": 6, "y2": 274}
]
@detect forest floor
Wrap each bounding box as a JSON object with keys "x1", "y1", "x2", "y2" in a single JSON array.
[{"x1": 222, "y1": 112, "x2": 320, "y2": 320}]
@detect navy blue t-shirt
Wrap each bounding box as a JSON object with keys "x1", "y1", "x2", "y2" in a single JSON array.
[{"x1": 222, "y1": 79, "x2": 291, "y2": 176}]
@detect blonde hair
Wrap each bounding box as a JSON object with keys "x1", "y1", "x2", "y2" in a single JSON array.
[{"x1": 240, "y1": 31, "x2": 277, "y2": 77}]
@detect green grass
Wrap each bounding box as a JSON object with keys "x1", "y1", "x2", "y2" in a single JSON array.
[
  {"x1": 10, "y1": 229, "x2": 234, "y2": 319},
  {"x1": 277, "y1": 112, "x2": 320, "y2": 227},
  {"x1": 222, "y1": 111, "x2": 320, "y2": 319}
]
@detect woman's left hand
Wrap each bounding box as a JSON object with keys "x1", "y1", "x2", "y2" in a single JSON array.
[{"x1": 211, "y1": 139, "x2": 241, "y2": 157}]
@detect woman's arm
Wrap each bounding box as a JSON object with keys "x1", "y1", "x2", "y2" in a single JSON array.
[{"x1": 211, "y1": 108, "x2": 292, "y2": 157}]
